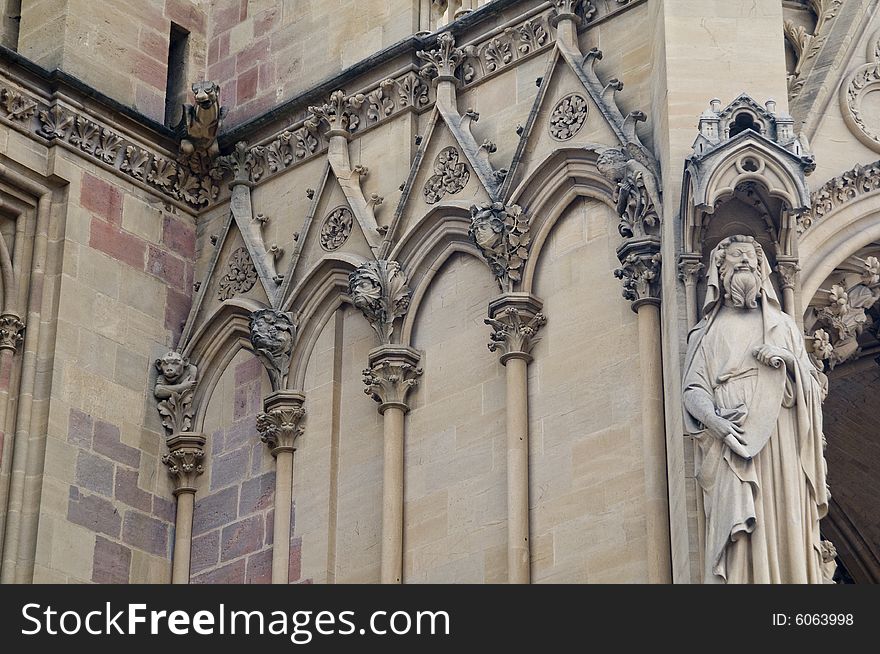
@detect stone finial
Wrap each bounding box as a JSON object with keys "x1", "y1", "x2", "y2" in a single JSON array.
[
  {"x1": 614, "y1": 238, "x2": 662, "y2": 310},
  {"x1": 417, "y1": 32, "x2": 465, "y2": 83},
  {"x1": 485, "y1": 293, "x2": 546, "y2": 364},
  {"x1": 0, "y1": 313, "x2": 25, "y2": 353},
  {"x1": 308, "y1": 90, "x2": 366, "y2": 137},
  {"x1": 179, "y1": 81, "x2": 226, "y2": 168},
  {"x1": 256, "y1": 390, "x2": 305, "y2": 456},
  {"x1": 362, "y1": 345, "x2": 423, "y2": 414},
  {"x1": 162, "y1": 433, "x2": 206, "y2": 495},
  {"x1": 596, "y1": 145, "x2": 661, "y2": 239},
  {"x1": 249, "y1": 309, "x2": 296, "y2": 392},
  {"x1": 215, "y1": 140, "x2": 256, "y2": 184},
  {"x1": 348, "y1": 260, "x2": 412, "y2": 346},
  {"x1": 154, "y1": 351, "x2": 198, "y2": 438},
  {"x1": 469, "y1": 202, "x2": 532, "y2": 293}
]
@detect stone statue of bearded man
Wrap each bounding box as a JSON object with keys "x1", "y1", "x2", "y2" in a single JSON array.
[{"x1": 682, "y1": 235, "x2": 829, "y2": 583}]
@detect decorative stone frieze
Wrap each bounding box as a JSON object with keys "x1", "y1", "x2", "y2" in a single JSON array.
[
  {"x1": 308, "y1": 89, "x2": 366, "y2": 137},
  {"x1": 348, "y1": 260, "x2": 412, "y2": 345},
  {"x1": 0, "y1": 86, "x2": 36, "y2": 121},
  {"x1": 423, "y1": 147, "x2": 470, "y2": 204},
  {"x1": 320, "y1": 206, "x2": 354, "y2": 251},
  {"x1": 215, "y1": 140, "x2": 258, "y2": 185},
  {"x1": 802, "y1": 159, "x2": 880, "y2": 232},
  {"x1": 549, "y1": 93, "x2": 588, "y2": 140},
  {"x1": 614, "y1": 237, "x2": 662, "y2": 310},
  {"x1": 153, "y1": 351, "x2": 198, "y2": 438},
  {"x1": 217, "y1": 246, "x2": 258, "y2": 300},
  {"x1": 249, "y1": 309, "x2": 296, "y2": 391},
  {"x1": 0, "y1": 313, "x2": 25, "y2": 353},
  {"x1": 362, "y1": 345, "x2": 422, "y2": 414},
  {"x1": 485, "y1": 293, "x2": 546, "y2": 364},
  {"x1": 162, "y1": 433, "x2": 206, "y2": 496},
  {"x1": 256, "y1": 390, "x2": 305, "y2": 456},
  {"x1": 469, "y1": 201, "x2": 532, "y2": 293}
]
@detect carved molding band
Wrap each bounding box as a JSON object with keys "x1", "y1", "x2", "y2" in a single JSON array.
[
  {"x1": 217, "y1": 246, "x2": 258, "y2": 300},
  {"x1": 162, "y1": 433, "x2": 206, "y2": 495},
  {"x1": 802, "y1": 159, "x2": 880, "y2": 232},
  {"x1": 320, "y1": 206, "x2": 354, "y2": 251},
  {"x1": 423, "y1": 146, "x2": 470, "y2": 204},
  {"x1": 0, "y1": 313, "x2": 25, "y2": 353},
  {"x1": 549, "y1": 93, "x2": 589, "y2": 140}
]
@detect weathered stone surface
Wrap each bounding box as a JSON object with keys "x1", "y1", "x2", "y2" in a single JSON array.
[{"x1": 91, "y1": 536, "x2": 132, "y2": 584}]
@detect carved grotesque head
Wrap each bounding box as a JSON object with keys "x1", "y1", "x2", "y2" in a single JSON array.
[
  {"x1": 714, "y1": 235, "x2": 766, "y2": 310},
  {"x1": 469, "y1": 202, "x2": 507, "y2": 254},
  {"x1": 156, "y1": 351, "x2": 186, "y2": 382},
  {"x1": 191, "y1": 81, "x2": 220, "y2": 108},
  {"x1": 250, "y1": 309, "x2": 295, "y2": 357}
]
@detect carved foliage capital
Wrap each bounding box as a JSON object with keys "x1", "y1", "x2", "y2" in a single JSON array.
[
  {"x1": 775, "y1": 259, "x2": 801, "y2": 290},
  {"x1": 469, "y1": 202, "x2": 532, "y2": 293},
  {"x1": 215, "y1": 140, "x2": 256, "y2": 184},
  {"x1": 417, "y1": 32, "x2": 465, "y2": 82},
  {"x1": 0, "y1": 313, "x2": 25, "y2": 352},
  {"x1": 677, "y1": 257, "x2": 704, "y2": 287},
  {"x1": 308, "y1": 90, "x2": 365, "y2": 136},
  {"x1": 485, "y1": 294, "x2": 546, "y2": 364},
  {"x1": 162, "y1": 433, "x2": 206, "y2": 495},
  {"x1": 615, "y1": 240, "x2": 662, "y2": 310},
  {"x1": 348, "y1": 260, "x2": 412, "y2": 345},
  {"x1": 256, "y1": 391, "x2": 305, "y2": 455},
  {"x1": 363, "y1": 346, "x2": 422, "y2": 413}
]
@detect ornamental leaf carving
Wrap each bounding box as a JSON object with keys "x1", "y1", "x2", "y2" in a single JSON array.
[
  {"x1": 95, "y1": 129, "x2": 123, "y2": 163},
  {"x1": 70, "y1": 117, "x2": 101, "y2": 153},
  {"x1": 348, "y1": 260, "x2": 412, "y2": 345},
  {"x1": 217, "y1": 246, "x2": 258, "y2": 300},
  {"x1": 0, "y1": 87, "x2": 36, "y2": 121},
  {"x1": 37, "y1": 104, "x2": 73, "y2": 139},
  {"x1": 417, "y1": 32, "x2": 465, "y2": 80},
  {"x1": 398, "y1": 72, "x2": 430, "y2": 108},
  {"x1": 121, "y1": 145, "x2": 152, "y2": 179},
  {"x1": 148, "y1": 157, "x2": 178, "y2": 191},
  {"x1": 517, "y1": 19, "x2": 548, "y2": 55},
  {"x1": 468, "y1": 202, "x2": 532, "y2": 292},
  {"x1": 367, "y1": 79, "x2": 396, "y2": 123},
  {"x1": 423, "y1": 146, "x2": 470, "y2": 204}
]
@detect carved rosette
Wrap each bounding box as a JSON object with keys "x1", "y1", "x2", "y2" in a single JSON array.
[
  {"x1": 362, "y1": 345, "x2": 423, "y2": 414},
  {"x1": 217, "y1": 247, "x2": 258, "y2": 300},
  {"x1": 485, "y1": 294, "x2": 547, "y2": 365},
  {"x1": 614, "y1": 238, "x2": 662, "y2": 310},
  {"x1": 320, "y1": 206, "x2": 354, "y2": 251},
  {"x1": 249, "y1": 309, "x2": 296, "y2": 391},
  {"x1": 348, "y1": 260, "x2": 412, "y2": 345},
  {"x1": 256, "y1": 391, "x2": 305, "y2": 456},
  {"x1": 469, "y1": 202, "x2": 532, "y2": 293},
  {"x1": 417, "y1": 32, "x2": 465, "y2": 83},
  {"x1": 423, "y1": 147, "x2": 470, "y2": 204},
  {"x1": 162, "y1": 433, "x2": 206, "y2": 495},
  {"x1": 0, "y1": 313, "x2": 25, "y2": 352},
  {"x1": 549, "y1": 94, "x2": 588, "y2": 140}
]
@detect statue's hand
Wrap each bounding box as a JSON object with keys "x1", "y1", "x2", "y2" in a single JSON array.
[
  {"x1": 703, "y1": 413, "x2": 746, "y2": 445},
  {"x1": 753, "y1": 344, "x2": 794, "y2": 370},
  {"x1": 183, "y1": 379, "x2": 197, "y2": 391}
]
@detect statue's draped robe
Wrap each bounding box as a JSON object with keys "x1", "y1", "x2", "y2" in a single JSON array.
[{"x1": 683, "y1": 301, "x2": 829, "y2": 583}]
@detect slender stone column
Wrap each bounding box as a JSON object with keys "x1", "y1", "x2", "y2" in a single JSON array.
[
  {"x1": 256, "y1": 390, "x2": 305, "y2": 584},
  {"x1": 677, "y1": 256, "x2": 703, "y2": 329},
  {"x1": 162, "y1": 433, "x2": 206, "y2": 584},
  {"x1": 775, "y1": 258, "x2": 800, "y2": 318},
  {"x1": 486, "y1": 293, "x2": 546, "y2": 584},
  {"x1": 615, "y1": 237, "x2": 672, "y2": 583},
  {"x1": 363, "y1": 345, "x2": 422, "y2": 584}
]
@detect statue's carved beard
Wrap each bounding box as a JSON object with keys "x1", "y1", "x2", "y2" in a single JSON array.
[{"x1": 722, "y1": 265, "x2": 761, "y2": 309}]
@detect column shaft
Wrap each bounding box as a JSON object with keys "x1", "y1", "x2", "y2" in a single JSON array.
[
  {"x1": 380, "y1": 405, "x2": 405, "y2": 584},
  {"x1": 505, "y1": 356, "x2": 530, "y2": 584},
  {"x1": 272, "y1": 449, "x2": 294, "y2": 584},
  {"x1": 171, "y1": 491, "x2": 195, "y2": 584},
  {"x1": 637, "y1": 302, "x2": 672, "y2": 583}
]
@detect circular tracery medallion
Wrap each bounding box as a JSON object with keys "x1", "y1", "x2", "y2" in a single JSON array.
[
  {"x1": 320, "y1": 206, "x2": 354, "y2": 251},
  {"x1": 549, "y1": 93, "x2": 588, "y2": 141}
]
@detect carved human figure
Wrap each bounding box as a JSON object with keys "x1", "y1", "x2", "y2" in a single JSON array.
[
  {"x1": 682, "y1": 235, "x2": 829, "y2": 583},
  {"x1": 154, "y1": 351, "x2": 198, "y2": 437}
]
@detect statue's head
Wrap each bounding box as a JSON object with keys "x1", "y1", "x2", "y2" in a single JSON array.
[
  {"x1": 191, "y1": 81, "x2": 220, "y2": 108},
  {"x1": 249, "y1": 309, "x2": 294, "y2": 355},
  {"x1": 713, "y1": 235, "x2": 766, "y2": 310},
  {"x1": 156, "y1": 351, "x2": 186, "y2": 382}
]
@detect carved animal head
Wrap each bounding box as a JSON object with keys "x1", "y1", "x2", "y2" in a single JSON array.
[
  {"x1": 191, "y1": 81, "x2": 220, "y2": 109},
  {"x1": 156, "y1": 351, "x2": 187, "y2": 382}
]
